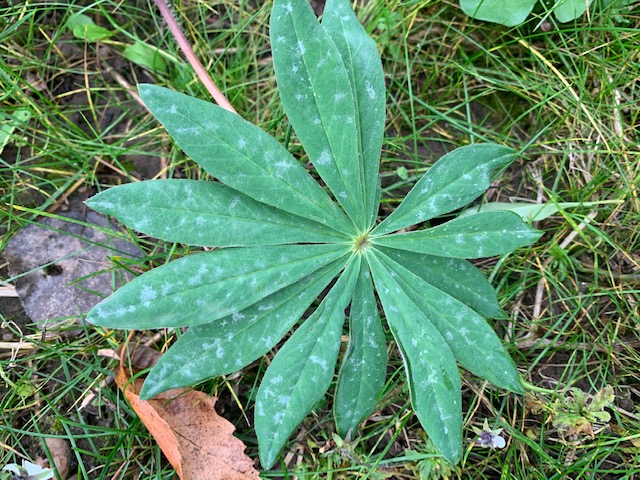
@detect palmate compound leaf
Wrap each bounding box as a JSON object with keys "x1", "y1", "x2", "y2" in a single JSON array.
[
  {"x1": 87, "y1": 180, "x2": 348, "y2": 247},
  {"x1": 270, "y1": 0, "x2": 385, "y2": 231},
  {"x1": 367, "y1": 253, "x2": 463, "y2": 464},
  {"x1": 372, "y1": 144, "x2": 517, "y2": 236},
  {"x1": 140, "y1": 257, "x2": 349, "y2": 399},
  {"x1": 373, "y1": 211, "x2": 543, "y2": 258},
  {"x1": 137, "y1": 84, "x2": 355, "y2": 236},
  {"x1": 256, "y1": 255, "x2": 361, "y2": 469},
  {"x1": 86, "y1": 244, "x2": 350, "y2": 329},
  {"x1": 374, "y1": 249, "x2": 524, "y2": 393},
  {"x1": 334, "y1": 261, "x2": 387, "y2": 438}
]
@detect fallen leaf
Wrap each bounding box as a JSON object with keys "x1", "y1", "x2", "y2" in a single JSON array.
[
  {"x1": 115, "y1": 346, "x2": 259, "y2": 480},
  {"x1": 43, "y1": 438, "x2": 70, "y2": 480}
]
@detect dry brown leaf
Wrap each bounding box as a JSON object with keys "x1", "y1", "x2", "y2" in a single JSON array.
[
  {"x1": 43, "y1": 438, "x2": 70, "y2": 480},
  {"x1": 115, "y1": 346, "x2": 259, "y2": 480}
]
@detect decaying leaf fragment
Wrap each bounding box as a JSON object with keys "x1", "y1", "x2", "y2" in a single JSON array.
[{"x1": 115, "y1": 346, "x2": 259, "y2": 480}]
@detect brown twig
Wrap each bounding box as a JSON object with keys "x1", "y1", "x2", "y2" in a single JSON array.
[{"x1": 152, "y1": 0, "x2": 237, "y2": 114}]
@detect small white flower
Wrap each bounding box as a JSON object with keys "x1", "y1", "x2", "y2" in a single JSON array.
[{"x1": 472, "y1": 419, "x2": 506, "y2": 449}]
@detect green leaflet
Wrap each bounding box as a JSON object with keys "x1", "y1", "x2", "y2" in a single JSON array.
[
  {"x1": 334, "y1": 261, "x2": 387, "y2": 438},
  {"x1": 140, "y1": 258, "x2": 348, "y2": 399},
  {"x1": 86, "y1": 244, "x2": 350, "y2": 329},
  {"x1": 256, "y1": 255, "x2": 361, "y2": 469},
  {"x1": 321, "y1": 0, "x2": 385, "y2": 229},
  {"x1": 373, "y1": 144, "x2": 516, "y2": 236},
  {"x1": 271, "y1": 0, "x2": 368, "y2": 230},
  {"x1": 368, "y1": 253, "x2": 462, "y2": 464},
  {"x1": 373, "y1": 211, "x2": 543, "y2": 258},
  {"x1": 553, "y1": 0, "x2": 594, "y2": 22},
  {"x1": 87, "y1": 179, "x2": 347, "y2": 247},
  {"x1": 374, "y1": 250, "x2": 523, "y2": 393},
  {"x1": 377, "y1": 247, "x2": 506, "y2": 319},
  {"x1": 138, "y1": 84, "x2": 355, "y2": 235},
  {"x1": 459, "y1": 0, "x2": 537, "y2": 26}
]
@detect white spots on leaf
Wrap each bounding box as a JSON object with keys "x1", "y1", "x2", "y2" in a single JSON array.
[
  {"x1": 229, "y1": 197, "x2": 240, "y2": 209},
  {"x1": 455, "y1": 234, "x2": 465, "y2": 244},
  {"x1": 284, "y1": 2, "x2": 292, "y2": 13},
  {"x1": 309, "y1": 355, "x2": 328, "y2": 372},
  {"x1": 232, "y1": 311, "x2": 245, "y2": 322},
  {"x1": 195, "y1": 216, "x2": 205, "y2": 226},
  {"x1": 365, "y1": 81, "x2": 376, "y2": 99},
  {"x1": 291, "y1": 64, "x2": 299, "y2": 74},
  {"x1": 338, "y1": 191, "x2": 347, "y2": 199},
  {"x1": 334, "y1": 91, "x2": 346, "y2": 102},
  {"x1": 168, "y1": 104, "x2": 178, "y2": 115},
  {"x1": 273, "y1": 411, "x2": 284, "y2": 425},
  {"x1": 271, "y1": 375, "x2": 283, "y2": 385},
  {"x1": 140, "y1": 285, "x2": 157, "y2": 304},
  {"x1": 317, "y1": 149, "x2": 332, "y2": 166},
  {"x1": 296, "y1": 39, "x2": 306, "y2": 56},
  {"x1": 294, "y1": 93, "x2": 305, "y2": 102},
  {"x1": 237, "y1": 138, "x2": 247, "y2": 149}
]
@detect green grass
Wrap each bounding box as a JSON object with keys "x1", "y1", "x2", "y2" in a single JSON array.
[{"x1": 1, "y1": 0, "x2": 639, "y2": 478}]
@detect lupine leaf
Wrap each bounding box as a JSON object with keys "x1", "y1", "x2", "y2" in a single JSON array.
[
  {"x1": 377, "y1": 247, "x2": 506, "y2": 319},
  {"x1": 374, "y1": 250, "x2": 523, "y2": 393},
  {"x1": 270, "y1": 0, "x2": 366, "y2": 229},
  {"x1": 368, "y1": 253, "x2": 462, "y2": 464},
  {"x1": 87, "y1": 179, "x2": 348, "y2": 247},
  {"x1": 373, "y1": 211, "x2": 543, "y2": 258},
  {"x1": 373, "y1": 144, "x2": 516, "y2": 235},
  {"x1": 256, "y1": 256, "x2": 361, "y2": 469},
  {"x1": 140, "y1": 258, "x2": 348, "y2": 399},
  {"x1": 87, "y1": 244, "x2": 349, "y2": 329},
  {"x1": 138, "y1": 84, "x2": 355, "y2": 235},
  {"x1": 334, "y1": 261, "x2": 387, "y2": 438},
  {"x1": 321, "y1": 0, "x2": 385, "y2": 229}
]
